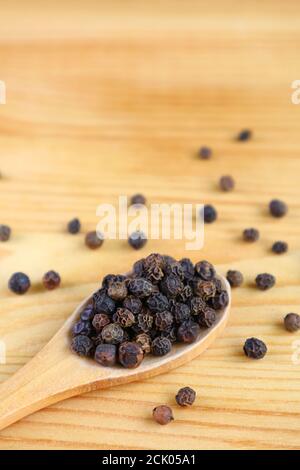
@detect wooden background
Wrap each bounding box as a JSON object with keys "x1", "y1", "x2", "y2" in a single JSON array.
[{"x1": 0, "y1": 0, "x2": 300, "y2": 450}]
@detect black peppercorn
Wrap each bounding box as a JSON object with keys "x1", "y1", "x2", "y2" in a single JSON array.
[
  {"x1": 42, "y1": 270, "x2": 61, "y2": 290},
  {"x1": 101, "y1": 323, "x2": 124, "y2": 344},
  {"x1": 189, "y1": 297, "x2": 207, "y2": 316},
  {"x1": 85, "y1": 231, "x2": 104, "y2": 249},
  {"x1": 243, "y1": 337, "x2": 267, "y2": 359},
  {"x1": 284, "y1": 313, "x2": 300, "y2": 332},
  {"x1": 237, "y1": 129, "x2": 252, "y2": 141},
  {"x1": 155, "y1": 311, "x2": 173, "y2": 331},
  {"x1": 80, "y1": 304, "x2": 94, "y2": 321},
  {"x1": 153, "y1": 405, "x2": 174, "y2": 425},
  {"x1": 94, "y1": 344, "x2": 117, "y2": 367},
  {"x1": 255, "y1": 273, "x2": 276, "y2": 291},
  {"x1": 73, "y1": 320, "x2": 92, "y2": 336},
  {"x1": 118, "y1": 341, "x2": 144, "y2": 368},
  {"x1": 177, "y1": 321, "x2": 200, "y2": 343},
  {"x1": 193, "y1": 279, "x2": 216, "y2": 300},
  {"x1": 107, "y1": 281, "x2": 128, "y2": 301},
  {"x1": 123, "y1": 295, "x2": 143, "y2": 315},
  {"x1": 202, "y1": 205, "x2": 217, "y2": 223},
  {"x1": 144, "y1": 253, "x2": 165, "y2": 283},
  {"x1": 172, "y1": 302, "x2": 191, "y2": 324},
  {"x1": 160, "y1": 274, "x2": 183, "y2": 298},
  {"x1": 147, "y1": 292, "x2": 169, "y2": 313},
  {"x1": 71, "y1": 335, "x2": 93, "y2": 356},
  {"x1": 175, "y1": 387, "x2": 196, "y2": 406},
  {"x1": 0, "y1": 224, "x2": 11, "y2": 242},
  {"x1": 128, "y1": 231, "x2": 147, "y2": 250},
  {"x1": 137, "y1": 310, "x2": 154, "y2": 333},
  {"x1": 219, "y1": 175, "x2": 235, "y2": 192},
  {"x1": 198, "y1": 307, "x2": 216, "y2": 328},
  {"x1": 93, "y1": 289, "x2": 116, "y2": 315},
  {"x1": 179, "y1": 258, "x2": 195, "y2": 281},
  {"x1": 272, "y1": 241, "x2": 288, "y2": 254},
  {"x1": 130, "y1": 193, "x2": 146, "y2": 206},
  {"x1": 195, "y1": 260, "x2": 216, "y2": 280},
  {"x1": 269, "y1": 199, "x2": 288, "y2": 218},
  {"x1": 67, "y1": 218, "x2": 81, "y2": 234},
  {"x1": 212, "y1": 290, "x2": 229, "y2": 310},
  {"x1": 226, "y1": 270, "x2": 243, "y2": 288},
  {"x1": 92, "y1": 313, "x2": 110, "y2": 331},
  {"x1": 151, "y1": 336, "x2": 172, "y2": 356},
  {"x1": 127, "y1": 278, "x2": 155, "y2": 298},
  {"x1": 113, "y1": 308, "x2": 135, "y2": 328},
  {"x1": 135, "y1": 333, "x2": 152, "y2": 354},
  {"x1": 8, "y1": 272, "x2": 31, "y2": 295},
  {"x1": 243, "y1": 228, "x2": 259, "y2": 242},
  {"x1": 198, "y1": 146, "x2": 212, "y2": 160}
]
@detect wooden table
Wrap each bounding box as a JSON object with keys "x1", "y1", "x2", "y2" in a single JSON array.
[{"x1": 0, "y1": 0, "x2": 299, "y2": 450}]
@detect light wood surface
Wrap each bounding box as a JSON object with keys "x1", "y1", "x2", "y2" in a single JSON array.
[{"x1": 0, "y1": 0, "x2": 300, "y2": 450}]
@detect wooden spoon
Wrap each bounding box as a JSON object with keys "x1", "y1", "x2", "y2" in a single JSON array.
[{"x1": 0, "y1": 275, "x2": 230, "y2": 431}]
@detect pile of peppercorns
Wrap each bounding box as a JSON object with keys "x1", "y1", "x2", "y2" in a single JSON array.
[{"x1": 70, "y1": 253, "x2": 229, "y2": 368}]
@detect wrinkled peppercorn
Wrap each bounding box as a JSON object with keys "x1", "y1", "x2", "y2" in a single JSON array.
[
  {"x1": 147, "y1": 292, "x2": 169, "y2": 313},
  {"x1": 179, "y1": 258, "x2": 195, "y2": 281},
  {"x1": 101, "y1": 323, "x2": 124, "y2": 344},
  {"x1": 193, "y1": 279, "x2": 216, "y2": 300},
  {"x1": 0, "y1": 224, "x2": 11, "y2": 242},
  {"x1": 80, "y1": 304, "x2": 94, "y2": 321},
  {"x1": 93, "y1": 289, "x2": 116, "y2": 315},
  {"x1": 284, "y1": 313, "x2": 300, "y2": 332},
  {"x1": 255, "y1": 273, "x2": 276, "y2": 291},
  {"x1": 226, "y1": 270, "x2": 243, "y2": 288},
  {"x1": 219, "y1": 175, "x2": 235, "y2": 192},
  {"x1": 198, "y1": 146, "x2": 212, "y2": 160},
  {"x1": 135, "y1": 333, "x2": 152, "y2": 354},
  {"x1": 243, "y1": 337, "x2": 267, "y2": 359},
  {"x1": 151, "y1": 336, "x2": 172, "y2": 356},
  {"x1": 127, "y1": 278, "x2": 155, "y2": 298},
  {"x1": 160, "y1": 274, "x2": 183, "y2": 298},
  {"x1": 8, "y1": 272, "x2": 31, "y2": 295},
  {"x1": 243, "y1": 228, "x2": 259, "y2": 242},
  {"x1": 118, "y1": 341, "x2": 144, "y2": 368},
  {"x1": 272, "y1": 241, "x2": 288, "y2": 254},
  {"x1": 108, "y1": 281, "x2": 128, "y2": 301},
  {"x1": 195, "y1": 260, "x2": 215, "y2": 281},
  {"x1": 85, "y1": 231, "x2": 104, "y2": 249},
  {"x1": 113, "y1": 308, "x2": 135, "y2": 328},
  {"x1": 202, "y1": 205, "x2": 217, "y2": 223},
  {"x1": 212, "y1": 290, "x2": 229, "y2": 310},
  {"x1": 123, "y1": 295, "x2": 143, "y2": 315},
  {"x1": 73, "y1": 320, "x2": 92, "y2": 336},
  {"x1": 130, "y1": 193, "x2": 146, "y2": 206},
  {"x1": 137, "y1": 310, "x2": 154, "y2": 333},
  {"x1": 92, "y1": 313, "x2": 110, "y2": 331},
  {"x1": 128, "y1": 231, "x2": 147, "y2": 250},
  {"x1": 198, "y1": 307, "x2": 216, "y2": 328},
  {"x1": 175, "y1": 387, "x2": 196, "y2": 406},
  {"x1": 190, "y1": 297, "x2": 207, "y2": 316},
  {"x1": 172, "y1": 302, "x2": 191, "y2": 324},
  {"x1": 71, "y1": 335, "x2": 93, "y2": 356},
  {"x1": 177, "y1": 321, "x2": 200, "y2": 343},
  {"x1": 94, "y1": 343, "x2": 117, "y2": 367},
  {"x1": 155, "y1": 311, "x2": 173, "y2": 331},
  {"x1": 67, "y1": 218, "x2": 81, "y2": 234},
  {"x1": 237, "y1": 129, "x2": 252, "y2": 141},
  {"x1": 144, "y1": 253, "x2": 165, "y2": 283},
  {"x1": 42, "y1": 270, "x2": 61, "y2": 290},
  {"x1": 153, "y1": 405, "x2": 174, "y2": 425},
  {"x1": 269, "y1": 199, "x2": 288, "y2": 218}
]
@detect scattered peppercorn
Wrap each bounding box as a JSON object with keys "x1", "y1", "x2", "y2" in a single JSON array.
[
  {"x1": 226, "y1": 270, "x2": 243, "y2": 288},
  {"x1": 255, "y1": 273, "x2": 276, "y2": 291},
  {"x1": 118, "y1": 341, "x2": 144, "y2": 368},
  {"x1": 198, "y1": 146, "x2": 212, "y2": 160},
  {"x1": 243, "y1": 228, "x2": 260, "y2": 242},
  {"x1": 85, "y1": 231, "x2": 104, "y2": 249},
  {"x1": 153, "y1": 405, "x2": 174, "y2": 425},
  {"x1": 243, "y1": 337, "x2": 267, "y2": 359},
  {"x1": 284, "y1": 313, "x2": 300, "y2": 333},
  {"x1": 202, "y1": 205, "x2": 217, "y2": 223},
  {"x1": 219, "y1": 175, "x2": 235, "y2": 192},
  {"x1": 272, "y1": 241, "x2": 288, "y2": 254},
  {"x1": 175, "y1": 387, "x2": 196, "y2": 406},
  {"x1": 94, "y1": 344, "x2": 117, "y2": 367},
  {"x1": 42, "y1": 270, "x2": 61, "y2": 290},
  {"x1": 237, "y1": 129, "x2": 252, "y2": 141},
  {"x1": 8, "y1": 272, "x2": 31, "y2": 295},
  {"x1": 269, "y1": 199, "x2": 288, "y2": 218},
  {"x1": 128, "y1": 231, "x2": 147, "y2": 250},
  {"x1": 67, "y1": 218, "x2": 81, "y2": 234},
  {"x1": 71, "y1": 255, "x2": 227, "y2": 368},
  {"x1": 130, "y1": 194, "x2": 146, "y2": 206},
  {"x1": 0, "y1": 224, "x2": 11, "y2": 242}
]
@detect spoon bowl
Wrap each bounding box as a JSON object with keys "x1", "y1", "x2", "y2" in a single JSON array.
[{"x1": 0, "y1": 274, "x2": 230, "y2": 431}]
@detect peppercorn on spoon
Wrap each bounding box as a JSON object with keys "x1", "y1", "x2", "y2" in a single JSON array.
[{"x1": 0, "y1": 275, "x2": 230, "y2": 431}]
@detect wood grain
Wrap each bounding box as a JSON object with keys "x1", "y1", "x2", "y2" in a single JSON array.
[{"x1": 0, "y1": 0, "x2": 300, "y2": 450}]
